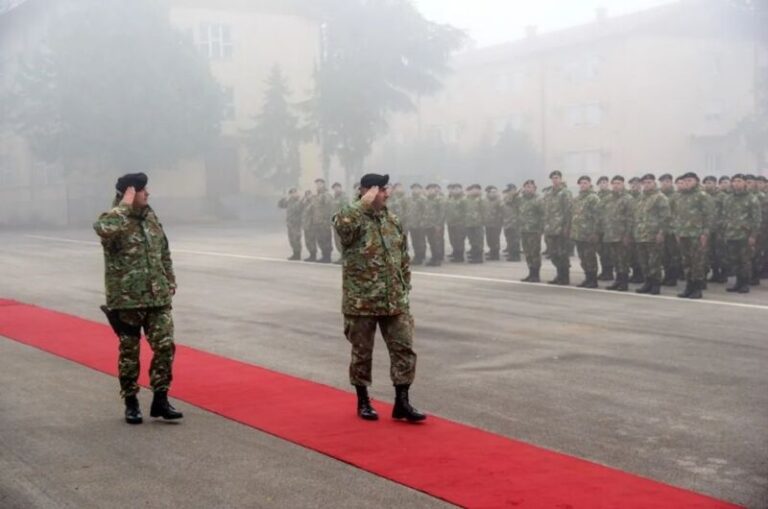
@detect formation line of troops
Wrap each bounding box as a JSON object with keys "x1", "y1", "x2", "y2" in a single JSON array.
[{"x1": 281, "y1": 171, "x2": 767, "y2": 299}]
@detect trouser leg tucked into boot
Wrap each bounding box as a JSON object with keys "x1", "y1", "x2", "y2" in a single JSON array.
[
  {"x1": 150, "y1": 390, "x2": 183, "y2": 420},
  {"x1": 355, "y1": 385, "x2": 378, "y2": 421},
  {"x1": 392, "y1": 384, "x2": 426, "y2": 422}
]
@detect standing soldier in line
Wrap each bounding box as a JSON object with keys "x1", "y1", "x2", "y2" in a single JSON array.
[
  {"x1": 464, "y1": 184, "x2": 486, "y2": 263},
  {"x1": 704, "y1": 176, "x2": 729, "y2": 283},
  {"x1": 94, "y1": 173, "x2": 183, "y2": 424},
  {"x1": 310, "y1": 178, "x2": 334, "y2": 263},
  {"x1": 502, "y1": 184, "x2": 522, "y2": 261},
  {"x1": 519, "y1": 180, "x2": 545, "y2": 282},
  {"x1": 407, "y1": 183, "x2": 427, "y2": 265},
  {"x1": 332, "y1": 173, "x2": 426, "y2": 422},
  {"x1": 445, "y1": 183, "x2": 467, "y2": 262},
  {"x1": 331, "y1": 183, "x2": 349, "y2": 262},
  {"x1": 423, "y1": 183, "x2": 446, "y2": 267},
  {"x1": 301, "y1": 190, "x2": 317, "y2": 261},
  {"x1": 633, "y1": 174, "x2": 671, "y2": 295},
  {"x1": 596, "y1": 176, "x2": 614, "y2": 281},
  {"x1": 278, "y1": 188, "x2": 304, "y2": 261},
  {"x1": 483, "y1": 185, "x2": 504, "y2": 261},
  {"x1": 602, "y1": 176, "x2": 634, "y2": 291},
  {"x1": 724, "y1": 174, "x2": 762, "y2": 293},
  {"x1": 542, "y1": 170, "x2": 573, "y2": 285},
  {"x1": 659, "y1": 174, "x2": 682, "y2": 286},
  {"x1": 389, "y1": 182, "x2": 407, "y2": 222},
  {"x1": 570, "y1": 176, "x2": 601, "y2": 288},
  {"x1": 674, "y1": 172, "x2": 712, "y2": 299},
  {"x1": 758, "y1": 176, "x2": 768, "y2": 278},
  {"x1": 748, "y1": 174, "x2": 768, "y2": 283},
  {"x1": 628, "y1": 177, "x2": 644, "y2": 283}
]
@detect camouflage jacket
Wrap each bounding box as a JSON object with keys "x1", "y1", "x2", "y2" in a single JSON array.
[
  {"x1": 332, "y1": 192, "x2": 349, "y2": 214},
  {"x1": 301, "y1": 195, "x2": 314, "y2": 229},
  {"x1": 483, "y1": 197, "x2": 504, "y2": 228},
  {"x1": 278, "y1": 196, "x2": 304, "y2": 228},
  {"x1": 662, "y1": 188, "x2": 679, "y2": 217},
  {"x1": 633, "y1": 189, "x2": 671, "y2": 242},
  {"x1": 518, "y1": 192, "x2": 544, "y2": 233},
  {"x1": 445, "y1": 194, "x2": 467, "y2": 226},
  {"x1": 502, "y1": 192, "x2": 520, "y2": 229},
  {"x1": 706, "y1": 189, "x2": 727, "y2": 233},
  {"x1": 94, "y1": 201, "x2": 176, "y2": 310},
  {"x1": 673, "y1": 185, "x2": 712, "y2": 238},
  {"x1": 423, "y1": 195, "x2": 446, "y2": 229},
  {"x1": 311, "y1": 191, "x2": 334, "y2": 226},
  {"x1": 723, "y1": 190, "x2": 761, "y2": 241},
  {"x1": 406, "y1": 194, "x2": 427, "y2": 229},
  {"x1": 570, "y1": 189, "x2": 601, "y2": 241},
  {"x1": 600, "y1": 190, "x2": 634, "y2": 243},
  {"x1": 389, "y1": 192, "x2": 409, "y2": 230},
  {"x1": 542, "y1": 185, "x2": 572, "y2": 236},
  {"x1": 332, "y1": 201, "x2": 411, "y2": 316},
  {"x1": 464, "y1": 195, "x2": 485, "y2": 228}
]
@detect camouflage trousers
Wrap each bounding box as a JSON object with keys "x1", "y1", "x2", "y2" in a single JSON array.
[
  {"x1": 485, "y1": 226, "x2": 502, "y2": 257},
  {"x1": 662, "y1": 234, "x2": 682, "y2": 273},
  {"x1": 344, "y1": 313, "x2": 417, "y2": 387},
  {"x1": 312, "y1": 224, "x2": 333, "y2": 256},
  {"x1": 708, "y1": 231, "x2": 728, "y2": 274},
  {"x1": 636, "y1": 241, "x2": 663, "y2": 281},
  {"x1": 333, "y1": 228, "x2": 343, "y2": 255},
  {"x1": 606, "y1": 241, "x2": 630, "y2": 275},
  {"x1": 287, "y1": 225, "x2": 302, "y2": 256},
  {"x1": 447, "y1": 225, "x2": 466, "y2": 259},
  {"x1": 117, "y1": 306, "x2": 175, "y2": 398},
  {"x1": 598, "y1": 235, "x2": 613, "y2": 271},
  {"x1": 575, "y1": 240, "x2": 598, "y2": 274},
  {"x1": 303, "y1": 227, "x2": 316, "y2": 256},
  {"x1": 466, "y1": 226, "x2": 484, "y2": 261},
  {"x1": 426, "y1": 226, "x2": 445, "y2": 262},
  {"x1": 410, "y1": 228, "x2": 427, "y2": 262},
  {"x1": 503, "y1": 227, "x2": 521, "y2": 259},
  {"x1": 544, "y1": 235, "x2": 570, "y2": 270},
  {"x1": 679, "y1": 236, "x2": 707, "y2": 282},
  {"x1": 521, "y1": 232, "x2": 541, "y2": 269},
  {"x1": 753, "y1": 232, "x2": 767, "y2": 277},
  {"x1": 727, "y1": 239, "x2": 752, "y2": 279}
]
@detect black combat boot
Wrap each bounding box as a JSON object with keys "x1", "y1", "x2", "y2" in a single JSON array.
[
  {"x1": 486, "y1": 252, "x2": 500, "y2": 261},
  {"x1": 304, "y1": 252, "x2": 317, "y2": 262},
  {"x1": 707, "y1": 268, "x2": 720, "y2": 283},
  {"x1": 597, "y1": 267, "x2": 614, "y2": 281},
  {"x1": 124, "y1": 395, "x2": 143, "y2": 425},
  {"x1": 629, "y1": 266, "x2": 644, "y2": 284},
  {"x1": 529, "y1": 267, "x2": 541, "y2": 283},
  {"x1": 635, "y1": 279, "x2": 653, "y2": 294},
  {"x1": 578, "y1": 271, "x2": 598, "y2": 288},
  {"x1": 687, "y1": 280, "x2": 703, "y2": 299},
  {"x1": 547, "y1": 267, "x2": 561, "y2": 285},
  {"x1": 727, "y1": 276, "x2": 750, "y2": 293},
  {"x1": 354, "y1": 385, "x2": 379, "y2": 421},
  {"x1": 521, "y1": 268, "x2": 533, "y2": 282},
  {"x1": 677, "y1": 280, "x2": 693, "y2": 298},
  {"x1": 288, "y1": 252, "x2": 301, "y2": 261},
  {"x1": 750, "y1": 268, "x2": 760, "y2": 286},
  {"x1": 318, "y1": 252, "x2": 332, "y2": 263},
  {"x1": 606, "y1": 273, "x2": 626, "y2": 291},
  {"x1": 150, "y1": 391, "x2": 183, "y2": 420},
  {"x1": 662, "y1": 268, "x2": 677, "y2": 287},
  {"x1": 510, "y1": 252, "x2": 521, "y2": 262},
  {"x1": 557, "y1": 267, "x2": 570, "y2": 285},
  {"x1": 649, "y1": 278, "x2": 661, "y2": 295},
  {"x1": 392, "y1": 385, "x2": 426, "y2": 422}
]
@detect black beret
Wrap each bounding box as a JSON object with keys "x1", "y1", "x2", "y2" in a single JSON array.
[
  {"x1": 523, "y1": 179, "x2": 536, "y2": 187},
  {"x1": 732, "y1": 173, "x2": 746, "y2": 181},
  {"x1": 467, "y1": 184, "x2": 482, "y2": 191},
  {"x1": 577, "y1": 175, "x2": 591, "y2": 184},
  {"x1": 611, "y1": 175, "x2": 625, "y2": 183},
  {"x1": 681, "y1": 172, "x2": 699, "y2": 181},
  {"x1": 425, "y1": 183, "x2": 440, "y2": 189},
  {"x1": 758, "y1": 176, "x2": 767, "y2": 182},
  {"x1": 659, "y1": 173, "x2": 673, "y2": 181},
  {"x1": 597, "y1": 176, "x2": 609, "y2": 184},
  {"x1": 485, "y1": 185, "x2": 497, "y2": 192},
  {"x1": 504, "y1": 184, "x2": 517, "y2": 192},
  {"x1": 331, "y1": 182, "x2": 342, "y2": 188},
  {"x1": 359, "y1": 173, "x2": 389, "y2": 189},
  {"x1": 549, "y1": 170, "x2": 562, "y2": 178},
  {"x1": 718, "y1": 176, "x2": 731, "y2": 183},
  {"x1": 702, "y1": 175, "x2": 717, "y2": 183},
  {"x1": 628, "y1": 177, "x2": 640, "y2": 183},
  {"x1": 674, "y1": 176, "x2": 684, "y2": 182},
  {"x1": 115, "y1": 172, "x2": 148, "y2": 193},
  {"x1": 314, "y1": 178, "x2": 326, "y2": 184},
  {"x1": 641, "y1": 173, "x2": 656, "y2": 181},
  {"x1": 410, "y1": 183, "x2": 423, "y2": 189},
  {"x1": 745, "y1": 174, "x2": 756, "y2": 181}
]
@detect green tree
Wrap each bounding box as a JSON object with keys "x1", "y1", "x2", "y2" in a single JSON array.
[
  {"x1": 244, "y1": 64, "x2": 303, "y2": 189},
  {"x1": 305, "y1": 0, "x2": 465, "y2": 183},
  {"x1": 4, "y1": 0, "x2": 223, "y2": 174}
]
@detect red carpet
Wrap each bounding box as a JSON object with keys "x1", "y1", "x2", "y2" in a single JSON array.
[{"x1": 0, "y1": 298, "x2": 740, "y2": 509}]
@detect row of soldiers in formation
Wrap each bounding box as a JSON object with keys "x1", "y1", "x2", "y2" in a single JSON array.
[{"x1": 279, "y1": 172, "x2": 768, "y2": 298}]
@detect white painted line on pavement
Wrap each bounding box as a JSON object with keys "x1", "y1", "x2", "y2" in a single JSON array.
[{"x1": 23, "y1": 234, "x2": 768, "y2": 312}]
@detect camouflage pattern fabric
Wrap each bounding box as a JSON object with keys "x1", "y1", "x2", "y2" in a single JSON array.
[
  {"x1": 389, "y1": 191, "x2": 409, "y2": 231},
  {"x1": 545, "y1": 234, "x2": 570, "y2": 270},
  {"x1": 727, "y1": 239, "x2": 753, "y2": 280},
  {"x1": 542, "y1": 185, "x2": 572, "y2": 236},
  {"x1": 607, "y1": 241, "x2": 630, "y2": 275},
  {"x1": 332, "y1": 193, "x2": 350, "y2": 254},
  {"x1": 679, "y1": 236, "x2": 707, "y2": 282},
  {"x1": 633, "y1": 189, "x2": 671, "y2": 242},
  {"x1": 464, "y1": 195, "x2": 485, "y2": 228},
  {"x1": 636, "y1": 241, "x2": 663, "y2": 281},
  {"x1": 117, "y1": 306, "x2": 175, "y2": 398},
  {"x1": 674, "y1": 185, "x2": 712, "y2": 238},
  {"x1": 518, "y1": 192, "x2": 544, "y2": 234},
  {"x1": 445, "y1": 193, "x2": 467, "y2": 227},
  {"x1": 575, "y1": 240, "x2": 598, "y2": 274},
  {"x1": 521, "y1": 232, "x2": 542, "y2": 269},
  {"x1": 485, "y1": 226, "x2": 502, "y2": 258},
  {"x1": 570, "y1": 189, "x2": 600, "y2": 242},
  {"x1": 311, "y1": 191, "x2": 334, "y2": 226},
  {"x1": 279, "y1": 196, "x2": 304, "y2": 255},
  {"x1": 344, "y1": 313, "x2": 416, "y2": 386},
  {"x1": 466, "y1": 226, "x2": 484, "y2": 261},
  {"x1": 723, "y1": 190, "x2": 761, "y2": 241},
  {"x1": 707, "y1": 189, "x2": 728, "y2": 274},
  {"x1": 601, "y1": 190, "x2": 634, "y2": 243}
]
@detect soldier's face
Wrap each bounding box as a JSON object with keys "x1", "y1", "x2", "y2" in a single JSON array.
[
  {"x1": 550, "y1": 175, "x2": 562, "y2": 187},
  {"x1": 758, "y1": 181, "x2": 766, "y2": 191},
  {"x1": 135, "y1": 188, "x2": 149, "y2": 207},
  {"x1": 316, "y1": 182, "x2": 326, "y2": 192},
  {"x1": 412, "y1": 187, "x2": 422, "y2": 196},
  {"x1": 704, "y1": 181, "x2": 716, "y2": 192},
  {"x1": 642, "y1": 179, "x2": 655, "y2": 191},
  {"x1": 598, "y1": 181, "x2": 609, "y2": 191},
  {"x1": 375, "y1": 187, "x2": 390, "y2": 207},
  {"x1": 719, "y1": 180, "x2": 730, "y2": 191},
  {"x1": 487, "y1": 189, "x2": 498, "y2": 199},
  {"x1": 578, "y1": 181, "x2": 590, "y2": 192},
  {"x1": 333, "y1": 186, "x2": 342, "y2": 195},
  {"x1": 611, "y1": 181, "x2": 624, "y2": 192},
  {"x1": 732, "y1": 178, "x2": 745, "y2": 192},
  {"x1": 631, "y1": 182, "x2": 641, "y2": 191},
  {"x1": 427, "y1": 187, "x2": 437, "y2": 197},
  {"x1": 660, "y1": 179, "x2": 672, "y2": 190},
  {"x1": 746, "y1": 180, "x2": 756, "y2": 191},
  {"x1": 523, "y1": 183, "x2": 535, "y2": 194}
]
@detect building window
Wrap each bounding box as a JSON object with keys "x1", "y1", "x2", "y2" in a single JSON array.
[
  {"x1": 562, "y1": 54, "x2": 601, "y2": 83},
  {"x1": 563, "y1": 150, "x2": 602, "y2": 175},
  {"x1": 222, "y1": 86, "x2": 235, "y2": 121},
  {"x1": 198, "y1": 23, "x2": 233, "y2": 60},
  {"x1": 565, "y1": 103, "x2": 603, "y2": 127}
]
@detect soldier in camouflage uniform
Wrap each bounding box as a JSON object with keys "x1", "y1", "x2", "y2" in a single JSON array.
[
  {"x1": 724, "y1": 174, "x2": 762, "y2": 293},
  {"x1": 278, "y1": 188, "x2": 304, "y2": 260},
  {"x1": 310, "y1": 178, "x2": 334, "y2": 263},
  {"x1": 673, "y1": 173, "x2": 713, "y2": 299},
  {"x1": 301, "y1": 190, "x2": 317, "y2": 261},
  {"x1": 595, "y1": 176, "x2": 614, "y2": 280},
  {"x1": 601, "y1": 176, "x2": 634, "y2": 291},
  {"x1": 659, "y1": 174, "x2": 682, "y2": 286},
  {"x1": 519, "y1": 180, "x2": 544, "y2": 282},
  {"x1": 502, "y1": 184, "x2": 521, "y2": 261},
  {"x1": 389, "y1": 182, "x2": 408, "y2": 229},
  {"x1": 407, "y1": 183, "x2": 427, "y2": 265},
  {"x1": 424, "y1": 184, "x2": 446, "y2": 266},
  {"x1": 704, "y1": 176, "x2": 729, "y2": 283},
  {"x1": 746, "y1": 174, "x2": 768, "y2": 284},
  {"x1": 542, "y1": 170, "x2": 573, "y2": 285},
  {"x1": 332, "y1": 173, "x2": 426, "y2": 422},
  {"x1": 758, "y1": 176, "x2": 768, "y2": 279},
  {"x1": 570, "y1": 176, "x2": 601, "y2": 288},
  {"x1": 445, "y1": 184, "x2": 467, "y2": 262},
  {"x1": 628, "y1": 177, "x2": 645, "y2": 283},
  {"x1": 484, "y1": 185, "x2": 504, "y2": 261},
  {"x1": 93, "y1": 173, "x2": 183, "y2": 425},
  {"x1": 464, "y1": 184, "x2": 486, "y2": 263},
  {"x1": 331, "y1": 183, "x2": 349, "y2": 263},
  {"x1": 633, "y1": 174, "x2": 671, "y2": 295}
]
